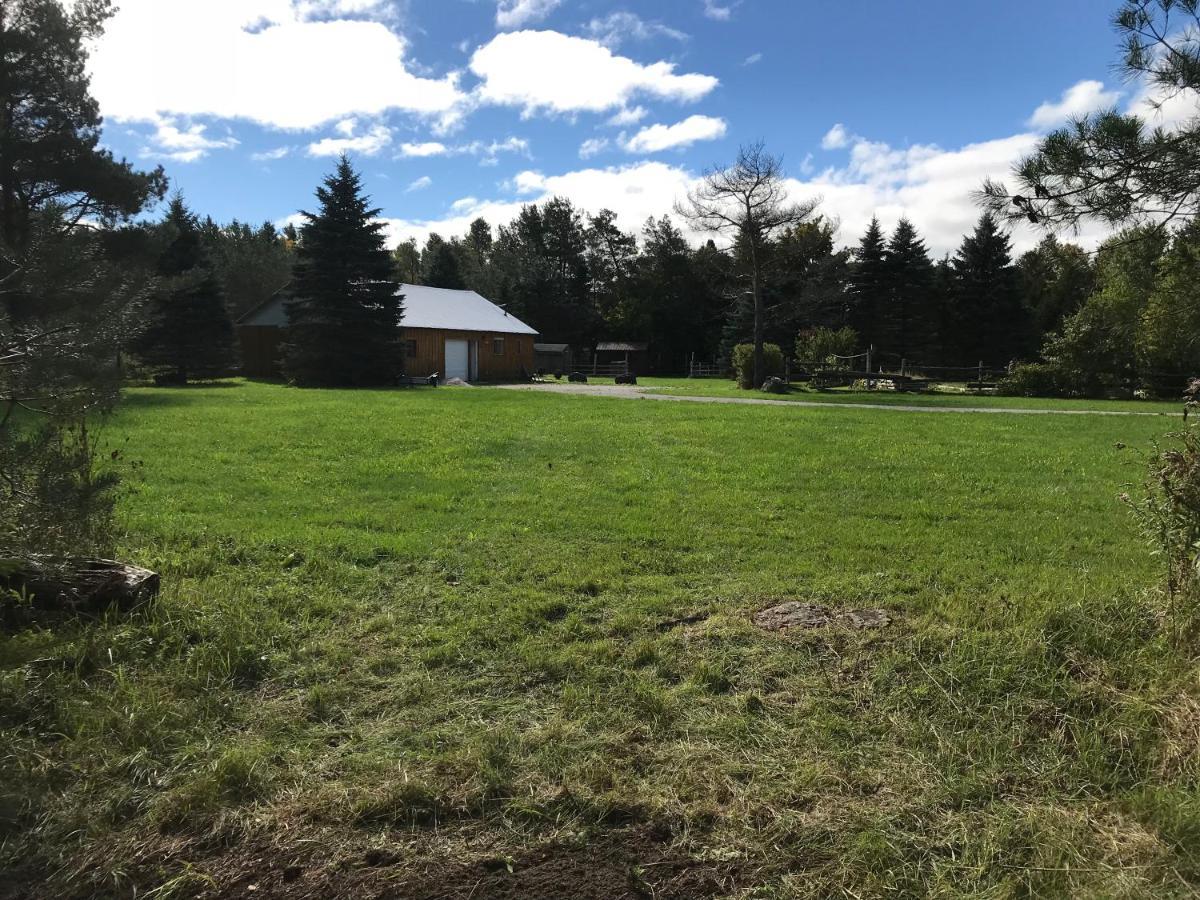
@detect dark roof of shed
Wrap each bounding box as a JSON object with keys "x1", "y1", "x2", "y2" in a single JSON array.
[
  {"x1": 596, "y1": 342, "x2": 648, "y2": 352},
  {"x1": 534, "y1": 343, "x2": 570, "y2": 353}
]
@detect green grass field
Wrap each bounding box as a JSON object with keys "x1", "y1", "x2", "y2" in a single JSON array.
[{"x1": 3, "y1": 381, "x2": 1198, "y2": 898}]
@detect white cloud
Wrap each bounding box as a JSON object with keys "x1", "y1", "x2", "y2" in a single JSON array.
[
  {"x1": 701, "y1": 0, "x2": 737, "y2": 21},
  {"x1": 406, "y1": 175, "x2": 433, "y2": 192},
  {"x1": 583, "y1": 12, "x2": 688, "y2": 48},
  {"x1": 398, "y1": 141, "x2": 449, "y2": 157},
  {"x1": 622, "y1": 115, "x2": 727, "y2": 153},
  {"x1": 742, "y1": 52, "x2": 763, "y2": 66},
  {"x1": 141, "y1": 117, "x2": 239, "y2": 163},
  {"x1": 307, "y1": 122, "x2": 393, "y2": 156},
  {"x1": 821, "y1": 123, "x2": 851, "y2": 150},
  {"x1": 470, "y1": 31, "x2": 718, "y2": 116},
  {"x1": 579, "y1": 137, "x2": 610, "y2": 158},
  {"x1": 376, "y1": 160, "x2": 701, "y2": 249},
  {"x1": 86, "y1": 0, "x2": 463, "y2": 130},
  {"x1": 396, "y1": 137, "x2": 529, "y2": 164},
  {"x1": 252, "y1": 146, "x2": 292, "y2": 162},
  {"x1": 496, "y1": 0, "x2": 561, "y2": 29},
  {"x1": 1027, "y1": 79, "x2": 1122, "y2": 129},
  {"x1": 372, "y1": 123, "x2": 1113, "y2": 259},
  {"x1": 607, "y1": 106, "x2": 648, "y2": 127}
]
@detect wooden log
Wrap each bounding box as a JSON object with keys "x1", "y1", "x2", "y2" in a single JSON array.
[{"x1": 0, "y1": 557, "x2": 160, "y2": 621}]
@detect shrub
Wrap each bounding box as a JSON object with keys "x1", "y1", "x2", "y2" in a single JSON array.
[
  {"x1": 795, "y1": 326, "x2": 859, "y2": 367},
  {"x1": 1126, "y1": 416, "x2": 1200, "y2": 645},
  {"x1": 731, "y1": 343, "x2": 784, "y2": 389},
  {"x1": 998, "y1": 362, "x2": 1072, "y2": 397}
]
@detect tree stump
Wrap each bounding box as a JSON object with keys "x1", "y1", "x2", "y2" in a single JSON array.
[{"x1": 1, "y1": 557, "x2": 160, "y2": 624}]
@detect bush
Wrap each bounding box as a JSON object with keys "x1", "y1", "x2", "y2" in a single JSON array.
[
  {"x1": 795, "y1": 327, "x2": 859, "y2": 367},
  {"x1": 998, "y1": 362, "x2": 1072, "y2": 397},
  {"x1": 731, "y1": 343, "x2": 784, "y2": 389}
]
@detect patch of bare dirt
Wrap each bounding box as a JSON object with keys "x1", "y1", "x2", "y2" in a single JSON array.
[{"x1": 754, "y1": 602, "x2": 893, "y2": 632}]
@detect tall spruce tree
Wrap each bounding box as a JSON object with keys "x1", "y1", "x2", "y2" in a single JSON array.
[
  {"x1": 134, "y1": 196, "x2": 237, "y2": 383},
  {"x1": 848, "y1": 218, "x2": 888, "y2": 355},
  {"x1": 282, "y1": 156, "x2": 402, "y2": 387},
  {"x1": 880, "y1": 219, "x2": 937, "y2": 363},
  {"x1": 945, "y1": 213, "x2": 1029, "y2": 365}
]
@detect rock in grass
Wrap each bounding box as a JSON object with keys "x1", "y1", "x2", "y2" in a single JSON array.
[
  {"x1": 754, "y1": 601, "x2": 892, "y2": 632},
  {"x1": 761, "y1": 377, "x2": 788, "y2": 394},
  {"x1": 615, "y1": 374, "x2": 638, "y2": 385}
]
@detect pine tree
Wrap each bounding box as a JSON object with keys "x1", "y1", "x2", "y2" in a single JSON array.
[
  {"x1": 945, "y1": 213, "x2": 1028, "y2": 365},
  {"x1": 848, "y1": 218, "x2": 888, "y2": 353},
  {"x1": 134, "y1": 196, "x2": 237, "y2": 383},
  {"x1": 880, "y1": 219, "x2": 937, "y2": 363},
  {"x1": 282, "y1": 157, "x2": 403, "y2": 387}
]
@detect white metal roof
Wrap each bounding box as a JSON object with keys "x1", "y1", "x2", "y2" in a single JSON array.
[{"x1": 239, "y1": 284, "x2": 537, "y2": 336}]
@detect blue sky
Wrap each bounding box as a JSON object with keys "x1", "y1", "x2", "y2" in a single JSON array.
[{"x1": 83, "y1": 0, "x2": 1149, "y2": 254}]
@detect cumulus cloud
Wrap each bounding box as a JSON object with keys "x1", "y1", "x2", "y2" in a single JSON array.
[
  {"x1": 1027, "y1": 79, "x2": 1122, "y2": 129},
  {"x1": 821, "y1": 123, "x2": 852, "y2": 150},
  {"x1": 579, "y1": 137, "x2": 610, "y2": 158},
  {"x1": 621, "y1": 115, "x2": 727, "y2": 153},
  {"x1": 406, "y1": 176, "x2": 433, "y2": 192},
  {"x1": 398, "y1": 141, "x2": 449, "y2": 157},
  {"x1": 376, "y1": 160, "x2": 700, "y2": 249},
  {"x1": 470, "y1": 31, "x2": 718, "y2": 116},
  {"x1": 496, "y1": 0, "x2": 561, "y2": 29},
  {"x1": 307, "y1": 122, "x2": 393, "y2": 156},
  {"x1": 583, "y1": 12, "x2": 688, "y2": 48},
  {"x1": 86, "y1": 0, "x2": 463, "y2": 130},
  {"x1": 372, "y1": 127, "x2": 1111, "y2": 257},
  {"x1": 607, "y1": 106, "x2": 649, "y2": 127},
  {"x1": 142, "y1": 117, "x2": 239, "y2": 163}
]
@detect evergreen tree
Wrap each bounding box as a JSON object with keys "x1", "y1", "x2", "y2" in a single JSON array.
[
  {"x1": 848, "y1": 218, "x2": 888, "y2": 353},
  {"x1": 133, "y1": 196, "x2": 237, "y2": 383},
  {"x1": 282, "y1": 156, "x2": 402, "y2": 387},
  {"x1": 945, "y1": 213, "x2": 1028, "y2": 364},
  {"x1": 585, "y1": 208, "x2": 638, "y2": 330},
  {"x1": 880, "y1": 219, "x2": 937, "y2": 362},
  {"x1": 422, "y1": 234, "x2": 466, "y2": 289}
]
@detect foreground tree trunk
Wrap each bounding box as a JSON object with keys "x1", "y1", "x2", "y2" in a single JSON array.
[{"x1": 1, "y1": 557, "x2": 160, "y2": 622}]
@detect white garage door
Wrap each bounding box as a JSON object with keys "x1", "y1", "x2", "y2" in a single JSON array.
[{"x1": 445, "y1": 339, "x2": 470, "y2": 382}]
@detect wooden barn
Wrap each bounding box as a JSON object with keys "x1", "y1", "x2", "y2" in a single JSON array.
[{"x1": 237, "y1": 285, "x2": 538, "y2": 382}]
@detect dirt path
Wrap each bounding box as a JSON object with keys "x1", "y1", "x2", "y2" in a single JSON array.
[{"x1": 495, "y1": 383, "x2": 1173, "y2": 417}]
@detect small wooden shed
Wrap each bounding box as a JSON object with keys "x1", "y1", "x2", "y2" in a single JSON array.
[
  {"x1": 534, "y1": 343, "x2": 572, "y2": 375},
  {"x1": 237, "y1": 285, "x2": 538, "y2": 382},
  {"x1": 594, "y1": 341, "x2": 650, "y2": 376}
]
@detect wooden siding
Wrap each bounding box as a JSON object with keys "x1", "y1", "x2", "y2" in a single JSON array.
[
  {"x1": 235, "y1": 325, "x2": 535, "y2": 382},
  {"x1": 238, "y1": 325, "x2": 283, "y2": 378},
  {"x1": 403, "y1": 328, "x2": 534, "y2": 381}
]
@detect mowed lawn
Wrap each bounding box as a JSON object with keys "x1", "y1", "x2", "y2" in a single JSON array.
[{"x1": 3, "y1": 380, "x2": 1198, "y2": 899}]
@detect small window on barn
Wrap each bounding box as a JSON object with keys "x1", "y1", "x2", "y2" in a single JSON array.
[
  {"x1": 405, "y1": 339, "x2": 418, "y2": 359},
  {"x1": 493, "y1": 337, "x2": 505, "y2": 355}
]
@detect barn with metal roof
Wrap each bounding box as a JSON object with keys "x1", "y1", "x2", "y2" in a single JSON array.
[{"x1": 237, "y1": 285, "x2": 538, "y2": 382}]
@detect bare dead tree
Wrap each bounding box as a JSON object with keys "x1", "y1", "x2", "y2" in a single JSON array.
[{"x1": 676, "y1": 142, "x2": 821, "y2": 387}]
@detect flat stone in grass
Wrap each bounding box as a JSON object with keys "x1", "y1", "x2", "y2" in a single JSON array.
[{"x1": 754, "y1": 602, "x2": 892, "y2": 632}]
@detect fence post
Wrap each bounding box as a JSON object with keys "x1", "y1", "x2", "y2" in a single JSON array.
[
  {"x1": 978, "y1": 360, "x2": 983, "y2": 383},
  {"x1": 901, "y1": 358, "x2": 906, "y2": 377}
]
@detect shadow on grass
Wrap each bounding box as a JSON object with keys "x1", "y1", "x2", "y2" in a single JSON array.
[{"x1": 121, "y1": 380, "x2": 246, "y2": 409}]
